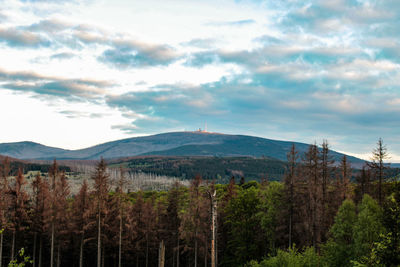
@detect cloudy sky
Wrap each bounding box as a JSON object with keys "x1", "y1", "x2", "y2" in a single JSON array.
[{"x1": 0, "y1": 0, "x2": 399, "y2": 161}]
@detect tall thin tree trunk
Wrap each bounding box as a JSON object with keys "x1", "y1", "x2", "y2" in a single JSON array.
[
  {"x1": 379, "y1": 167, "x2": 382, "y2": 205},
  {"x1": 289, "y1": 180, "x2": 293, "y2": 249},
  {"x1": 177, "y1": 235, "x2": 180, "y2": 267},
  {"x1": 145, "y1": 234, "x2": 149, "y2": 267},
  {"x1": 39, "y1": 234, "x2": 43, "y2": 267},
  {"x1": 172, "y1": 240, "x2": 175, "y2": 267},
  {"x1": 194, "y1": 238, "x2": 198, "y2": 267},
  {"x1": 211, "y1": 193, "x2": 217, "y2": 267},
  {"x1": 119, "y1": 216, "x2": 122, "y2": 267},
  {"x1": 97, "y1": 211, "x2": 101, "y2": 267},
  {"x1": 289, "y1": 213, "x2": 292, "y2": 249},
  {"x1": 0, "y1": 231, "x2": 3, "y2": 267},
  {"x1": 33, "y1": 232, "x2": 37, "y2": 267},
  {"x1": 80, "y1": 234, "x2": 84, "y2": 267},
  {"x1": 204, "y1": 239, "x2": 207, "y2": 267},
  {"x1": 51, "y1": 222, "x2": 54, "y2": 267},
  {"x1": 56, "y1": 244, "x2": 60, "y2": 267},
  {"x1": 11, "y1": 231, "x2": 15, "y2": 261},
  {"x1": 102, "y1": 246, "x2": 105, "y2": 267},
  {"x1": 158, "y1": 240, "x2": 165, "y2": 267}
]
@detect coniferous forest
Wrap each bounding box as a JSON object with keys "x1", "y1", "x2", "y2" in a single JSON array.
[{"x1": 0, "y1": 140, "x2": 399, "y2": 267}]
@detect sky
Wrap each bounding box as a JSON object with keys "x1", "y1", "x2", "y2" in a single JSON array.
[{"x1": 0, "y1": 0, "x2": 399, "y2": 161}]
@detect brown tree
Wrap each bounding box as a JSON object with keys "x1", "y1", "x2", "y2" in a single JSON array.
[
  {"x1": 319, "y1": 140, "x2": 334, "y2": 242},
  {"x1": 55, "y1": 171, "x2": 70, "y2": 267},
  {"x1": 9, "y1": 169, "x2": 30, "y2": 261},
  {"x1": 301, "y1": 143, "x2": 320, "y2": 249},
  {"x1": 91, "y1": 158, "x2": 110, "y2": 267},
  {"x1": 71, "y1": 180, "x2": 90, "y2": 267},
  {"x1": 180, "y1": 176, "x2": 210, "y2": 267},
  {"x1": 284, "y1": 144, "x2": 298, "y2": 249},
  {"x1": 0, "y1": 157, "x2": 10, "y2": 267},
  {"x1": 368, "y1": 138, "x2": 389, "y2": 205},
  {"x1": 337, "y1": 155, "x2": 351, "y2": 201},
  {"x1": 30, "y1": 172, "x2": 50, "y2": 267}
]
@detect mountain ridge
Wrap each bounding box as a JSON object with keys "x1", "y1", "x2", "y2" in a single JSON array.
[{"x1": 0, "y1": 131, "x2": 366, "y2": 164}]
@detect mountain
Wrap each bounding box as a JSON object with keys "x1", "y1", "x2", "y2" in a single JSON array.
[
  {"x1": 0, "y1": 141, "x2": 68, "y2": 160},
  {"x1": 0, "y1": 131, "x2": 365, "y2": 164}
]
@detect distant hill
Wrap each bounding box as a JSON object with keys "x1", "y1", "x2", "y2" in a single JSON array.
[
  {"x1": 0, "y1": 132, "x2": 365, "y2": 164},
  {"x1": 0, "y1": 141, "x2": 68, "y2": 159}
]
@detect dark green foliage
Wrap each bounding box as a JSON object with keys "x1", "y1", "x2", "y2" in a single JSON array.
[
  {"x1": 112, "y1": 156, "x2": 287, "y2": 181},
  {"x1": 246, "y1": 247, "x2": 320, "y2": 267},
  {"x1": 223, "y1": 186, "x2": 263, "y2": 266},
  {"x1": 353, "y1": 194, "x2": 385, "y2": 259},
  {"x1": 322, "y1": 199, "x2": 357, "y2": 267}
]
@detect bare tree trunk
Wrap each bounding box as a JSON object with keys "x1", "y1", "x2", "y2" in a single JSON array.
[
  {"x1": 211, "y1": 192, "x2": 217, "y2": 267},
  {"x1": 204, "y1": 239, "x2": 207, "y2": 267},
  {"x1": 79, "y1": 234, "x2": 84, "y2": 267},
  {"x1": 39, "y1": 235, "x2": 43, "y2": 267},
  {"x1": 51, "y1": 223, "x2": 54, "y2": 267},
  {"x1": 33, "y1": 232, "x2": 37, "y2": 267},
  {"x1": 0, "y1": 231, "x2": 3, "y2": 267},
  {"x1": 177, "y1": 235, "x2": 180, "y2": 267},
  {"x1": 215, "y1": 213, "x2": 218, "y2": 267},
  {"x1": 11, "y1": 231, "x2": 15, "y2": 261},
  {"x1": 172, "y1": 240, "x2": 175, "y2": 267},
  {"x1": 194, "y1": 238, "x2": 198, "y2": 267},
  {"x1": 145, "y1": 234, "x2": 149, "y2": 267},
  {"x1": 97, "y1": 211, "x2": 101, "y2": 267},
  {"x1": 289, "y1": 213, "x2": 292, "y2": 249},
  {"x1": 102, "y1": 246, "x2": 105, "y2": 267},
  {"x1": 56, "y1": 244, "x2": 60, "y2": 267},
  {"x1": 119, "y1": 216, "x2": 122, "y2": 267},
  {"x1": 158, "y1": 240, "x2": 165, "y2": 267}
]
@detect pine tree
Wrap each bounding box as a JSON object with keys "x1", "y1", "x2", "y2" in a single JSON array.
[
  {"x1": 30, "y1": 172, "x2": 50, "y2": 267},
  {"x1": 337, "y1": 155, "x2": 351, "y2": 202},
  {"x1": 302, "y1": 144, "x2": 320, "y2": 248},
  {"x1": 48, "y1": 160, "x2": 58, "y2": 267},
  {"x1": 92, "y1": 158, "x2": 110, "y2": 267},
  {"x1": 55, "y1": 171, "x2": 70, "y2": 267},
  {"x1": 284, "y1": 144, "x2": 298, "y2": 249},
  {"x1": 180, "y1": 176, "x2": 209, "y2": 267},
  {"x1": 320, "y1": 140, "x2": 334, "y2": 242},
  {"x1": 368, "y1": 138, "x2": 390, "y2": 205},
  {"x1": 72, "y1": 180, "x2": 90, "y2": 267},
  {"x1": 116, "y1": 168, "x2": 127, "y2": 267},
  {"x1": 164, "y1": 182, "x2": 183, "y2": 267},
  {"x1": 9, "y1": 169, "x2": 30, "y2": 261},
  {"x1": 0, "y1": 157, "x2": 10, "y2": 267}
]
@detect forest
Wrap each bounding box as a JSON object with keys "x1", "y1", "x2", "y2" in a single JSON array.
[{"x1": 0, "y1": 139, "x2": 399, "y2": 267}]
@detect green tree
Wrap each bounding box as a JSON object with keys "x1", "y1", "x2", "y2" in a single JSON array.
[
  {"x1": 257, "y1": 182, "x2": 284, "y2": 254},
  {"x1": 224, "y1": 186, "x2": 262, "y2": 266},
  {"x1": 322, "y1": 199, "x2": 357, "y2": 267},
  {"x1": 366, "y1": 181, "x2": 400, "y2": 266},
  {"x1": 246, "y1": 247, "x2": 320, "y2": 267},
  {"x1": 353, "y1": 194, "x2": 385, "y2": 260}
]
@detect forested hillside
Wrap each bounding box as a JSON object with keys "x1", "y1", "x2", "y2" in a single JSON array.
[
  {"x1": 0, "y1": 140, "x2": 399, "y2": 267},
  {"x1": 109, "y1": 156, "x2": 287, "y2": 181}
]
